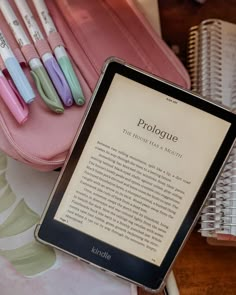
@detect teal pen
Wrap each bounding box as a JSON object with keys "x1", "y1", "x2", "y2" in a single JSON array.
[
  {"x1": 32, "y1": 0, "x2": 85, "y2": 106},
  {"x1": 14, "y1": 0, "x2": 72, "y2": 108}
]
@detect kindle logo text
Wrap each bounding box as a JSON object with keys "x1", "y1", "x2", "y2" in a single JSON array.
[{"x1": 91, "y1": 246, "x2": 111, "y2": 260}]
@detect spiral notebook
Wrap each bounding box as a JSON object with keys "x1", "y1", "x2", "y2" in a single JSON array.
[{"x1": 187, "y1": 19, "x2": 236, "y2": 242}]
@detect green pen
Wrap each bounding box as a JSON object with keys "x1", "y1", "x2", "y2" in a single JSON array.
[
  {"x1": 31, "y1": 64, "x2": 64, "y2": 113},
  {"x1": 0, "y1": 0, "x2": 64, "y2": 113},
  {"x1": 32, "y1": 0, "x2": 85, "y2": 106},
  {"x1": 55, "y1": 48, "x2": 85, "y2": 106}
]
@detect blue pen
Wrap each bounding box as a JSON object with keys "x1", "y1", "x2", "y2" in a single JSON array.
[
  {"x1": 14, "y1": 0, "x2": 73, "y2": 107},
  {"x1": 0, "y1": 30, "x2": 35, "y2": 104}
]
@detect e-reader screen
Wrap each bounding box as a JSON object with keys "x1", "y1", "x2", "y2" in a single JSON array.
[{"x1": 53, "y1": 72, "x2": 231, "y2": 266}]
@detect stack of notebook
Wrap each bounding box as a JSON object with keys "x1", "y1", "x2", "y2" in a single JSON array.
[{"x1": 187, "y1": 19, "x2": 236, "y2": 244}]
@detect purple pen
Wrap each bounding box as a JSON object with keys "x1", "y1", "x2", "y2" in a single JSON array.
[
  {"x1": 42, "y1": 52, "x2": 73, "y2": 107},
  {"x1": 14, "y1": 0, "x2": 73, "y2": 107}
]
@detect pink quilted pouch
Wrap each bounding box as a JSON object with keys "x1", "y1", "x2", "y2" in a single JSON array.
[{"x1": 0, "y1": 0, "x2": 190, "y2": 171}]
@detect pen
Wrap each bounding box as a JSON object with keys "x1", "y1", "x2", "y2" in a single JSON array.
[
  {"x1": 32, "y1": 0, "x2": 85, "y2": 106},
  {"x1": 14, "y1": 0, "x2": 73, "y2": 107},
  {"x1": 164, "y1": 271, "x2": 180, "y2": 295},
  {"x1": 164, "y1": 286, "x2": 169, "y2": 295},
  {"x1": 0, "y1": 69, "x2": 28, "y2": 124},
  {"x1": 0, "y1": 0, "x2": 64, "y2": 113},
  {"x1": 0, "y1": 30, "x2": 34, "y2": 104}
]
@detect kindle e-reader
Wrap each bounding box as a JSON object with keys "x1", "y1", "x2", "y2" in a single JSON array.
[{"x1": 35, "y1": 58, "x2": 236, "y2": 292}]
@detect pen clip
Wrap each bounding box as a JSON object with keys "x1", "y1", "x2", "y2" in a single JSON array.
[
  {"x1": 57, "y1": 55, "x2": 85, "y2": 106},
  {"x1": 43, "y1": 56, "x2": 73, "y2": 107},
  {"x1": 30, "y1": 66, "x2": 64, "y2": 114},
  {"x1": 0, "y1": 75, "x2": 28, "y2": 124}
]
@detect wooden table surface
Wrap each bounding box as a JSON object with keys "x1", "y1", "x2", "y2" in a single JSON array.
[
  {"x1": 139, "y1": 230, "x2": 236, "y2": 295},
  {"x1": 139, "y1": 1, "x2": 236, "y2": 294}
]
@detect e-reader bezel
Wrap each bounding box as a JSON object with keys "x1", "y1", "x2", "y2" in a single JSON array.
[{"x1": 35, "y1": 58, "x2": 236, "y2": 292}]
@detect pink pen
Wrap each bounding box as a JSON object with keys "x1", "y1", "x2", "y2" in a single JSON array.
[{"x1": 0, "y1": 70, "x2": 29, "y2": 124}]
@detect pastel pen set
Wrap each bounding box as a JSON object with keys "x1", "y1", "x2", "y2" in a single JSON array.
[
  {"x1": 32, "y1": 0, "x2": 85, "y2": 106},
  {"x1": 14, "y1": 0, "x2": 73, "y2": 107},
  {"x1": 0, "y1": 0, "x2": 85, "y2": 123},
  {"x1": 0, "y1": 0, "x2": 64, "y2": 113}
]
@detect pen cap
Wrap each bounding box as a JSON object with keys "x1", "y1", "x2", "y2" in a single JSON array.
[
  {"x1": 43, "y1": 56, "x2": 73, "y2": 107},
  {"x1": 30, "y1": 65, "x2": 64, "y2": 113},
  {"x1": 57, "y1": 55, "x2": 85, "y2": 106},
  {"x1": 0, "y1": 74, "x2": 28, "y2": 124},
  {"x1": 5, "y1": 57, "x2": 35, "y2": 104},
  {"x1": 48, "y1": 33, "x2": 84, "y2": 106}
]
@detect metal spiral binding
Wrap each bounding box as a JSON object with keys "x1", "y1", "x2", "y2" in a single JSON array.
[
  {"x1": 191, "y1": 20, "x2": 236, "y2": 237},
  {"x1": 200, "y1": 152, "x2": 236, "y2": 235},
  {"x1": 187, "y1": 26, "x2": 199, "y2": 92},
  {"x1": 218, "y1": 67, "x2": 236, "y2": 236},
  {"x1": 198, "y1": 20, "x2": 223, "y2": 102},
  {"x1": 231, "y1": 66, "x2": 236, "y2": 111}
]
